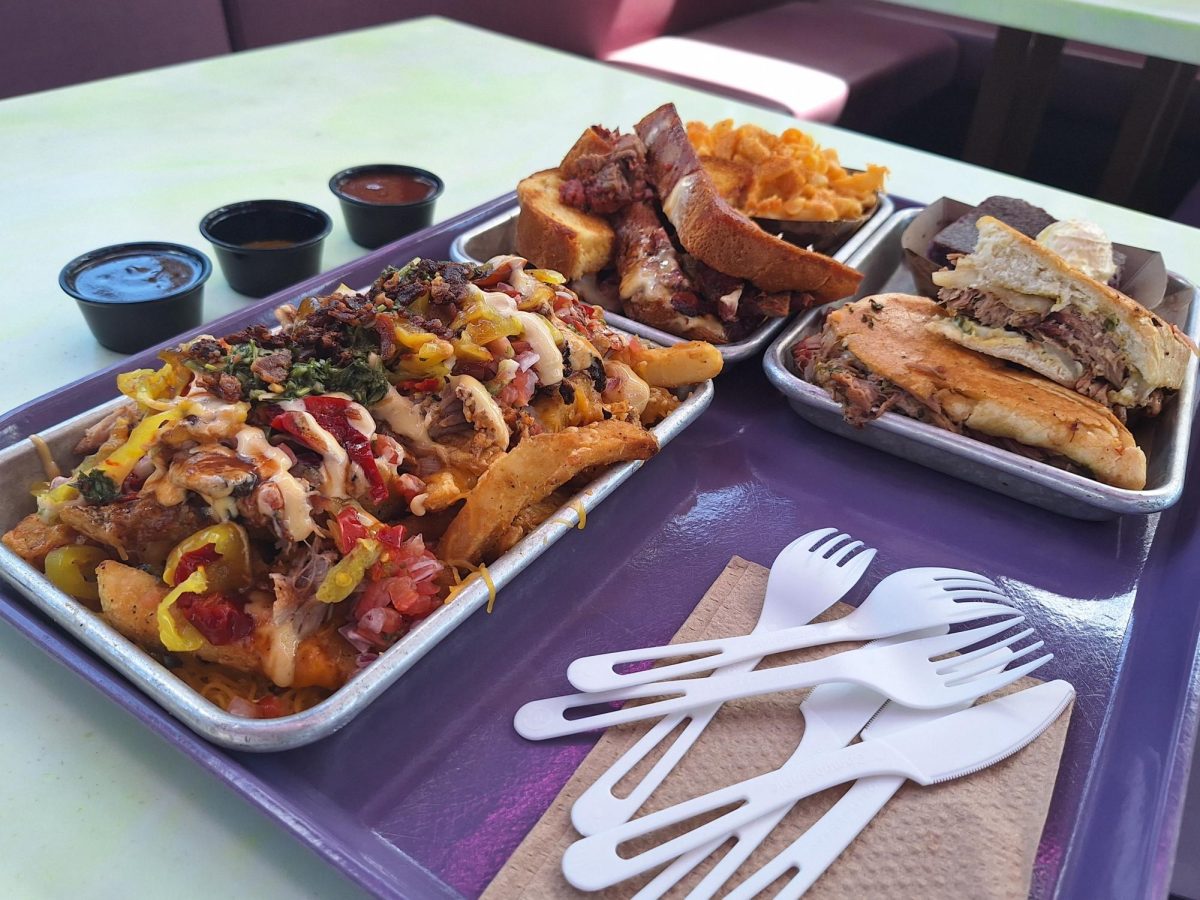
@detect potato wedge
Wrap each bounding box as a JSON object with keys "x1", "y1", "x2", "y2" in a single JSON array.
[
  {"x1": 1, "y1": 513, "x2": 78, "y2": 566},
  {"x1": 96, "y1": 560, "x2": 354, "y2": 690},
  {"x1": 438, "y1": 420, "x2": 658, "y2": 565},
  {"x1": 97, "y1": 559, "x2": 173, "y2": 646}
]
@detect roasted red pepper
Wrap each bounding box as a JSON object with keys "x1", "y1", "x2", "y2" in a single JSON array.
[
  {"x1": 271, "y1": 397, "x2": 388, "y2": 504},
  {"x1": 395, "y1": 377, "x2": 440, "y2": 393},
  {"x1": 172, "y1": 543, "x2": 220, "y2": 583},
  {"x1": 175, "y1": 591, "x2": 254, "y2": 645},
  {"x1": 368, "y1": 524, "x2": 412, "y2": 581}
]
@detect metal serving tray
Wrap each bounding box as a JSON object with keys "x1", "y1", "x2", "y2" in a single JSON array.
[
  {"x1": 448, "y1": 195, "x2": 894, "y2": 364},
  {"x1": 0, "y1": 269, "x2": 713, "y2": 754},
  {"x1": 763, "y1": 207, "x2": 1200, "y2": 520}
]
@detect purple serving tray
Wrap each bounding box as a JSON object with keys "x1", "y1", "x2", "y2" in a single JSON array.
[{"x1": 2, "y1": 195, "x2": 1199, "y2": 899}]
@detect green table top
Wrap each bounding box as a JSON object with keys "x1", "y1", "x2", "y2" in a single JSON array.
[
  {"x1": 2, "y1": 15, "x2": 1199, "y2": 900},
  {"x1": 874, "y1": 0, "x2": 1200, "y2": 65}
]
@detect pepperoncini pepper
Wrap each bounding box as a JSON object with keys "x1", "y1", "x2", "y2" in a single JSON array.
[
  {"x1": 44, "y1": 545, "x2": 108, "y2": 603},
  {"x1": 93, "y1": 406, "x2": 186, "y2": 488},
  {"x1": 316, "y1": 539, "x2": 382, "y2": 604},
  {"x1": 117, "y1": 362, "x2": 189, "y2": 412},
  {"x1": 156, "y1": 568, "x2": 208, "y2": 651},
  {"x1": 451, "y1": 335, "x2": 493, "y2": 363},
  {"x1": 392, "y1": 326, "x2": 440, "y2": 351}
]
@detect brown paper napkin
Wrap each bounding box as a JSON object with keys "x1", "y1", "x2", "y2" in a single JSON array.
[{"x1": 484, "y1": 557, "x2": 1072, "y2": 899}]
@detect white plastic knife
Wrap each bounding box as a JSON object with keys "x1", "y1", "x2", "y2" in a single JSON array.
[{"x1": 561, "y1": 679, "x2": 1076, "y2": 892}]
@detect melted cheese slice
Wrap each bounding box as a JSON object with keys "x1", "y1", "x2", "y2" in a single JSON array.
[{"x1": 371, "y1": 386, "x2": 437, "y2": 452}]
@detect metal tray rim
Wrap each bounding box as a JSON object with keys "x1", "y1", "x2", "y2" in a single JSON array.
[
  {"x1": 448, "y1": 195, "x2": 895, "y2": 363},
  {"x1": 0, "y1": 350, "x2": 713, "y2": 754},
  {"x1": 762, "y1": 207, "x2": 1200, "y2": 518}
]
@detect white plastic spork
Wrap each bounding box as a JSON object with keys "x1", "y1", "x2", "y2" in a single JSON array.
[{"x1": 572, "y1": 527, "x2": 874, "y2": 836}]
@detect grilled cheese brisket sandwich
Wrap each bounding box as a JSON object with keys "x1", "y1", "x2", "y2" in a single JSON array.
[
  {"x1": 931, "y1": 217, "x2": 1192, "y2": 420},
  {"x1": 794, "y1": 293, "x2": 1147, "y2": 490},
  {"x1": 516, "y1": 104, "x2": 862, "y2": 343}
]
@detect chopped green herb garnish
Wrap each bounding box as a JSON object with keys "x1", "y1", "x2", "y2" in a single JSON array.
[
  {"x1": 186, "y1": 341, "x2": 390, "y2": 406},
  {"x1": 73, "y1": 469, "x2": 120, "y2": 505}
]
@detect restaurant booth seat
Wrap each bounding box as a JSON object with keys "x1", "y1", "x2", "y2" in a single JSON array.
[
  {"x1": 0, "y1": 0, "x2": 231, "y2": 100},
  {"x1": 601, "y1": 2, "x2": 960, "y2": 131},
  {"x1": 219, "y1": 0, "x2": 783, "y2": 56},
  {"x1": 1172, "y1": 179, "x2": 1200, "y2": 229},
  {"x1": 218, "y1": 0, "x2": 953, "y2": 130},
  {"x1": 826, "y1": 0, "x2": 1200, "y2": 145}
]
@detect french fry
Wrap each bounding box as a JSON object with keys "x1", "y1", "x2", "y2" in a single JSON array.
[{"x1": 627, "y1": 342, "x2": 724, "y2": 388}]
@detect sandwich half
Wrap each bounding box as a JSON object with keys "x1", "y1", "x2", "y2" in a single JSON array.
[
  {"x1": 514, "y1": 107, "x2": 864, "y2": 343},
  {"x1": 931, "y1": 216, "x2": 1191, "y2": 419},
  {"x1": 794, "y1": 293, "x2": 1147, "y2": 489}
]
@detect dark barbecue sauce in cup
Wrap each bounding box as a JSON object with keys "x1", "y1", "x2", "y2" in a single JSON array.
[
  {"x1": 73, "y1": 251, "x2": 202, "y2": 302},
  {"x1": 337, "y1": 172, "x2": 439, "y2": 205}
]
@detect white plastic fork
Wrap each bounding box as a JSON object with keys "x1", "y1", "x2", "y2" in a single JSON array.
[
  {"x1": 631, "y1": 685, "x2": 887, "y2": 900},
  {"x1": 572, "y1": 528, "x2": 875, "y2": 836},
  {"x1": 514, "y1": 618, "x2": 1045, "y2": 739},
  {"x1": 559, "y1": 649, "x2": 1055, "y2": 891},
  {"x1": 568, "y1": 568, "x2": 1013, "y2": 692}
]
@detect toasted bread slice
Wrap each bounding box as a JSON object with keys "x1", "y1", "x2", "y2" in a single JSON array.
[
  {"x1": 635, "y1": 104, "x2": 861, "y2": 301},
  {"x1": 826, "y1": 294, "x2": 1147, "y2": 489},
  {"x1": 516, "y1": 169, "x2": 614, "y2": 280}
]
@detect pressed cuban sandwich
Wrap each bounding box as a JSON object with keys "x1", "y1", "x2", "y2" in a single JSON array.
[
  {"x1": 794, "y1": 293, "x2": 1147, "y2": 490},
  {"x1": 931, "y1": 216, "x2": 1193, "y2": 420}
]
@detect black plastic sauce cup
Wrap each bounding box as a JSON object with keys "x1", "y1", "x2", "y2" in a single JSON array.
[
  {"x1": 200, "y1": 199, "x2": 332, "y2": 297},
  {"x1": 329, "y1": 164, "x2": 444, "y2": 249},
  {"x1": 59, "y1": 241, "x2": 212, "y2": 354}
]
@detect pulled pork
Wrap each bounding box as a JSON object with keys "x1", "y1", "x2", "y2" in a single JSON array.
[
  {"x1": 793, "y1": 328, "x2": 955, "y2": 429},
  {"x1": 939, "y1": 287, "x2": 1131, "y2": 415},
  {"x1": 559, "y1": 127, "x2": 653, "y2": 215}
]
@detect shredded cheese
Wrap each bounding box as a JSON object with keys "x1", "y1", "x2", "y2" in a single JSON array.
[
  {"x1": 550, "y1": 501, "x2": 590, "y2": 530},
  {"x1": 480, "y1": 564, "x2": 497, "y2": 613},
  {"x1": 442, "y1": 562, "x2": 498, "y2": 613}
]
